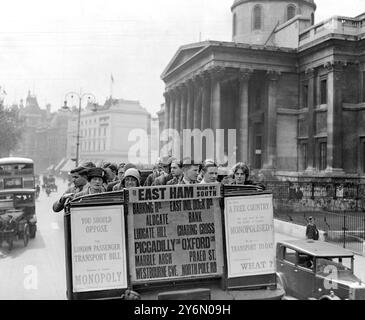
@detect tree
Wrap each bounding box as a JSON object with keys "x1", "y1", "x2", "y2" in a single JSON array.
[{"x1": 0, "y1": 103, "x2": 23, "y2": 157}]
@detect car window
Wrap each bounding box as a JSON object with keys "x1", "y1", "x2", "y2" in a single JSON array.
[
  {"x1": 297, "y1": 253, "x2": 314, "y2": 270},
  {"x1": 316, "y1": 257, "x2": 352, "y2": 274},
  {"x1": 283, "y1": 247, "x2": 296, "y2": 264}
]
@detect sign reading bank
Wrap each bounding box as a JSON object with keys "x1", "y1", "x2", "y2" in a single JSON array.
[{"x1": 70, "y1": 206, "x2": 128, "y2": 292}]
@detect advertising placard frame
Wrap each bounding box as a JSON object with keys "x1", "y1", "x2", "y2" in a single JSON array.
[
  {"x1": 222, "y1": 191, "x2": 276, "y2": 290},
  {"x1": 64, "y1": 192, "x2": 130, "y2": 300},
  {"x1": 127, "y1": 184, "x2": 225, "y2": 290}
]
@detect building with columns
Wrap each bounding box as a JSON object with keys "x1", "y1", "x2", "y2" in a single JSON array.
[{"x1": 160, "y1": 0, "x2": 365, "y2": 178}]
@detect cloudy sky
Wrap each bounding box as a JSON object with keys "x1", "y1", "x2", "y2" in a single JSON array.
[{"x1": 0, "y1": 0, "x2": 363, "y2": 116}]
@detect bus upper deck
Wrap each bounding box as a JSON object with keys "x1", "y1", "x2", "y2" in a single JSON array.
[{"x1": 0, "y1": 157, "x2": 35, "y2": 190}]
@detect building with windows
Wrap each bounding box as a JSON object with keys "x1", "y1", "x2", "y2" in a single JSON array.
[
  {"x1": 15, "y1": 91, "x2": 71, "y2": 173},
  {"x1": 67, "y1": 97, "x2": 151, "y2": 165},
  {"x1": 160, "y1": 0, "x2": 365, "y2": 178}
]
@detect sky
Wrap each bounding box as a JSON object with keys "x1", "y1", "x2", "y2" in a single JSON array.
[{"x1": 0, "y1": 0, "x2": 363, "y2": 116}]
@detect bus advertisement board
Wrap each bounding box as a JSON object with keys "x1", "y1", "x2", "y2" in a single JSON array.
[
  {"x1": 127, "y1": 184, "x2": 224, "y2": 284},
  {"x1": 70, "y1": 205, "x2": 128, "y2": 293},
  {"x1": 224, "y1": 194, "x2": 275, "y2": 279}
]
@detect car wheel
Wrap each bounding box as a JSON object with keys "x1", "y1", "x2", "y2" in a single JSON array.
[
  {"x1": 23, "y1": 224, "x2": 30, "y2": 247},
  {"x1": 29, "y1": 224, "x2": 37, "y2": 239}
]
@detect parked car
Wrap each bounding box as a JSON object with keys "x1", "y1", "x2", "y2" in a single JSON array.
[{"x1": 276, "y1": 240, "x2": 365, "y2": 300}]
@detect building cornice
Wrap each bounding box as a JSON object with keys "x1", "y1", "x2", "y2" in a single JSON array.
[{"x1": 231, "y1": 0, "x2": 316, "y2": 11}]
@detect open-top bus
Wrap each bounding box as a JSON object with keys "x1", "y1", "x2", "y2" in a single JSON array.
[{"x1": 0, "y1": 157, "x2": 37, "y2": 249}]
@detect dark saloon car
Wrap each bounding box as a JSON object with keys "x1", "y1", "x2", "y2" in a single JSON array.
[{"x1": 276, "y1": 240, "x2": 365, "y2": 300}]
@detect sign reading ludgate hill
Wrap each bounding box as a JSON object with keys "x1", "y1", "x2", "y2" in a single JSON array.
[{"x1": 127, "y1": 184, "x2": 224, "y2": 283}]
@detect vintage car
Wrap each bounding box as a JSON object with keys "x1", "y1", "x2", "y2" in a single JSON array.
[{"x1": 276, "y1": 240, "x2": 365, "y2": 300}]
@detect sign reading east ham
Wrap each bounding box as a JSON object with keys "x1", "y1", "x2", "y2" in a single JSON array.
[
  {"x1": 128, "y1": 184, "x2": 224, "y2": 283},
  {"x1": 224, "y1": 194, "x2": 275, "y2": 278},
  {"x1": 70, "y1": 205, "x2": 128, "y2": 293}
]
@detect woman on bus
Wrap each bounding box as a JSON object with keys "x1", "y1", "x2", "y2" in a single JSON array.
[
  {"x1": 113, "y1": 168, "x2": 140, "y2": 190},
  {"x1": 74, "y1": 167, "x2": 107, "y2": 197}
]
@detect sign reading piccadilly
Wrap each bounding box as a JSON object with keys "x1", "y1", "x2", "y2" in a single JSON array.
[
  {"x1": 70, "y1": 206, "x2": 128, "y2": 292},
  {"x1": 128, "y1": 184, "x2": 224, "y2": 283},
  {"x1": 224, "y1": 194, "x2": 275, "y2": 278}
]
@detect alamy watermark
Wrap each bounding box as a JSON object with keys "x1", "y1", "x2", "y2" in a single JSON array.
[{"x1": 128, "y1": 127, "x2": 239, "y2": 165}]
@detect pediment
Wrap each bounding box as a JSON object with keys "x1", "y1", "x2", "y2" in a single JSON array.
[{"x1": 161, "y1": 42, "x2": 209, "y2": 78}]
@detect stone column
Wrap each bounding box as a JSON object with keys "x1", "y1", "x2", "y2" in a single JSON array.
[
  {"x1": 305, "y1": 68, "x2": 316, "y2": 172},
  {"x1": 186, "y1": 80, "x2": 194, "y2": 129},
  {"x1": 169, "y1": 89, "x2": 176, "y2": 132},
  {"x1": 201, "y1": 72, "x2": 211, "y2": 130},
  {"x1": 163, "y1": 91, "x2": 170, "y2": 132},
  {"x1": 174, "y1": 88, "x2": 181, "y2": 134},
  {"x1": 325, "y1": 61, "x2": 344, "y2": 173},
  {"x1": 263, "y1": 70, "x2": 280, "y2": 170},
  {"x1": 180, "y1": 84, "x2": 187, "y2": 134},
  {"x1": 210, "y1": 67, "x2": 225, "y2": 162},
  {"x1": 193, "y1": 76, "x2": 202, "y2": 130},
  {"x1": 238, "y1": 68, "x2": 253, "y2": 164}
]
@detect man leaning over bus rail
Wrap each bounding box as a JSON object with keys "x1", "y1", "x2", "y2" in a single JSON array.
[
  {"x1": 73, "y1": 167, "x2": 107, "y2": 197},
  {"x1": 52, "y1": 165, "x2": 89, "y2": 213}
]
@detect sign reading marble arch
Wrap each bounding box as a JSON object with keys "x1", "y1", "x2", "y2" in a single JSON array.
[
  {"x1": 224, "y1": 194, "x2": 275, "y2": 279},
  {"x1": 128, "y1": 184, "x2": 224, "y2": 283},
  {"x1": 70, "y1": 206, "x2": 128, "y2": 292}
]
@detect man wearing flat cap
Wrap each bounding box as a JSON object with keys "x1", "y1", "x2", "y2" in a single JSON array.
[
  {"x1": 152, "y1": 156, "x2": 175, "y2": 186},
  {"x1": 74, "y1": 167, "x2": 107, "y2": 197},
  {"x1": 52, "y1": 165, "x2": 89, "y2": 212}
]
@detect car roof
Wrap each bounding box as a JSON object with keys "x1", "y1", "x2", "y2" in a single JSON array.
[{"x1": 277, "y1": 240, "x2": 354, "y2": 257}]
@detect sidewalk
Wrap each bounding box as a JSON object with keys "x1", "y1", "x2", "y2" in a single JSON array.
[{"x1": 275, "y1": 231, "x2": 365, "y2": 282}]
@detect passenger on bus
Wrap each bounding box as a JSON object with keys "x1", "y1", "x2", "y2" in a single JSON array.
[
  {"x1": 52, "y1": 165, "x2": 89, "y2": 212},
  {"x1": 200, "y1": 159, "x2": 218, "y2": 184},
  {"x1": 107, "y1": 163, "x2": 136, "y2": 191},
  {"x1": 73, "y1": 167, "x2": 107, "y2": 197},
  {"x1": 227, "y1": 162, "x2": 265, "y2": 189},
  {"x1": 177, "y1": 158, "x2": 200, "y2": 184},
  {"x1": 166, "y1": 159, "x2": 183, "y2": 185},
  {"x1": 113, "y1": 168, "x2": 141, "y2": 190},
  {"x1": 144, "y1": 161, "x2": 162, "y2": 186},
  {"x1": 152, "y1": 156, "x2": 174, "y2": 186}
]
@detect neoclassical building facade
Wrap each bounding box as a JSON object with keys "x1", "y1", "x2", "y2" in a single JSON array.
[{"x1": 160, "y1": 0, "x2": 365, "y2": 177}]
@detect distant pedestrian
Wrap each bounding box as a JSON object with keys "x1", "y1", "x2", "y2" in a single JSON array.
[{"x1": 306, "y1": 216, "x2": 319, "y2": 240}]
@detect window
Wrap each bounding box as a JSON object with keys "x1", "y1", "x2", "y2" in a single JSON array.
[
  {"x1": 284, "y1": 247, "x2": 296, "y2": 264},
  {"x1": 362, "y1": 71, "x2": 365, "y2": 102},
  {"x1": 297, "y1": 253, "x2": 313, "y2": 270},
  {"x1": 233, "y1": 13, "x2": 237, "y2": 37},
  {"x1": 319, "y1": 141, "x2": 327, "y2": 171},
  {"x1": 287, "y1": 5, "x2": 296, "y2": 21},
  {"x1": 303, "y1": 83, "x2": 309, "y2": 108},
  {"x1": 253, "y1": 5, "x2": 262, "y2": 30},
  {"x1": 320, "y1": 78, "x2": 327, "y2": 104},
  {"x1": 299, "y1": 142, "x2": 308, "y2": 171}
]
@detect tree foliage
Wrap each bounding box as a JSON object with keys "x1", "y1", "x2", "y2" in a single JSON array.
[{"x1": 0, "y1": 103, "x2": 23, "y2": 157}]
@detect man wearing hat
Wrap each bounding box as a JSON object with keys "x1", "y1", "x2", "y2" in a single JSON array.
[
  {"x1": 152, "y1": 156, "x2": 175, "y2": 186},
  {"x1": 177, "y1": 158, "x2": 200, "y2": 184},
  {"x1": 74, "y1": 167, "x2": 107, "y2": 198},
  {"x1": 52, "y1": 165, "x2": 89, "y2": 212}
]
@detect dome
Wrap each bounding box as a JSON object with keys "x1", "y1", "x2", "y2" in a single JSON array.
[{"x1": 231, "y1": 0, "x2": 316, "y2": 45}]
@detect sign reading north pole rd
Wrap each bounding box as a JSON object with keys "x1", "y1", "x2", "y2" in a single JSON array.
[
  {"x1": 70, "y1": 206, "x2": 128, "y2": 292},
  {"x1": 224, "y1": 194, "x2": 275, "y2": 278},
  {"x1": 128, "y1": 184, "x2": 224, "y2": 283}
]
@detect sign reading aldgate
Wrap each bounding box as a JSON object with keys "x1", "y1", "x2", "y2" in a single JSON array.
[
  {"x1": 70, "y1": 206, "x2": 128, "y2": 292},
  {"x1": 128, "y1": 184, "x2": 223, "y2": 283}
]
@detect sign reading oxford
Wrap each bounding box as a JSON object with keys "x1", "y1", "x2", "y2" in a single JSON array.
[
  {"x1": 128, "y1": 184, "x2": 224, "y2": 283},
  {"x1": 70, "y1": 206, "x2": 128, "y2": 292}
]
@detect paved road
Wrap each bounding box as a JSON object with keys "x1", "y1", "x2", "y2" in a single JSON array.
[{"x1": 0, "y1": 178, "x2": 68, "y2": 299}]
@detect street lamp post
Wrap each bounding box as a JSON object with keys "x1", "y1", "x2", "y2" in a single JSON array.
[{"x1": 63, "y1": 91, "x2": 96, "y2": 167}]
